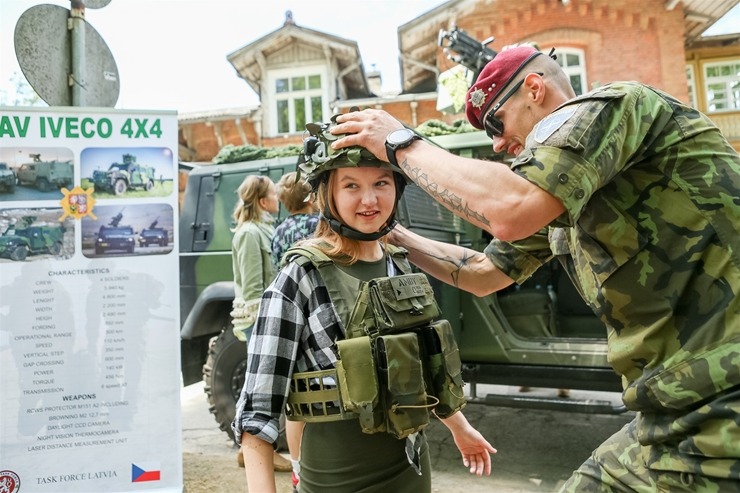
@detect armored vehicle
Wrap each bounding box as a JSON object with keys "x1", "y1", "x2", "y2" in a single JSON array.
[
  {"x1": 139, "y1": 219, "x2": 168, "y2": 247},
  {"x1": 179, "y1": 143, "x2": 621, "y2": 441},
  {"x1": 16, "y1": 154, "x2": 73, "y2": 192},
  {"x1": 0, "y1": 163, "x2": 15, "y2": 193},
  {"x1": 92, "y1": 154, "x2": 156, "y2": 195},
  {"x1": 95, "y1": 210, "x2": 135, "y2": 254},
  {"x1": 0, "y1": 216, "x2": 65, "y2": 261}
]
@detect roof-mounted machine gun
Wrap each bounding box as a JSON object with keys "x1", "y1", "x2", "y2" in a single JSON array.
[
  {"x1": 438, "y1": 25, "x2": 497, "y2": 84},
  {"x1": 109, "y1": 208, "x2": 125, "y2": 227}
]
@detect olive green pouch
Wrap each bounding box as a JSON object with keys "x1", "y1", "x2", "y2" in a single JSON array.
[
  {"x1": 421, "y1": 320, "x2": 466, "y2": 418},
  {"x1": 376, "y1": 332, "x2": 433, "y2": 439},
  {"x1": 335, "y1": 336, "x2": 385, "y2": 433},
  {"x1": 369, "y1": 273, "x2": 440, "y2": 332}
]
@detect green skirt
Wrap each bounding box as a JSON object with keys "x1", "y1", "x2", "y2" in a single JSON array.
[{"x1": 299, "y1": 419, "x2": 431, "y2": 493}]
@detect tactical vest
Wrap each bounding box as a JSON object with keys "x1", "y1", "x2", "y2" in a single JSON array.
[{"x1": 284, "y1": 244, "x2": 466, "y2": 440}]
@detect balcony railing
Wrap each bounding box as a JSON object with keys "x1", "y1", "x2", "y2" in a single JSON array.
[{"x1": 708, "y1": 110, "x2": 740, "y2": 145}]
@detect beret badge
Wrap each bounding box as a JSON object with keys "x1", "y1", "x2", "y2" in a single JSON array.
[{"x1": 469, "y1": 87, "x2": 487, "y2": 109}]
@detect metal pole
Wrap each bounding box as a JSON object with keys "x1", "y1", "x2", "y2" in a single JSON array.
[{"x1": 70, "y1": 0, "x2": 86, "y2": 106}]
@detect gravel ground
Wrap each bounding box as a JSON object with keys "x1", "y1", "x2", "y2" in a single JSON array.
[{"x1": 181, "y1": 382, "x2": 631, "y2": 493}]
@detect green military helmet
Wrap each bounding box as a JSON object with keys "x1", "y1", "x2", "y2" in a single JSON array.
[
  {"x1": 296, "y1": 112, "x2": 409, "y2": 241},
  {"x1": 297, "y1": 114, "x2": 408, "y2": 191}
]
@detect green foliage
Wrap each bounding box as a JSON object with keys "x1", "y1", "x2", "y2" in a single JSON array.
[
  {"x1": 1, "y1": 72, "x2": 45, "y2": 107},
  {"x1": 265, "y1": 145, "x2": 303, "y2": 158},
  {"x1": 212, "y1": 144, "x2": 302, "y2": 164},
  {"x1": 415, "y1": 119, "x2": 477, "y2": 137},
  {"x1": 210, "y1": 120, "x2": 476, "y2": 165}
]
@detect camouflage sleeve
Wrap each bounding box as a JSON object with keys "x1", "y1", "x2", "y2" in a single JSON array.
[
  {"x1": 510, "y1": 83, "x2": 657, "y2": 225},
  {"x1": 483, "y1": 229, "x2": 552, "y2": 284}
]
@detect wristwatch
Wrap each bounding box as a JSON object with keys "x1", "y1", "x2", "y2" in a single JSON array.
[{"x1": 385, "y1": 128, "x2": 421, "y2": 167}]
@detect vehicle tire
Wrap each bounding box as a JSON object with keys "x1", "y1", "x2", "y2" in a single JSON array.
[
  {"x1": 203, "y1": 327, "x2": 246, "y2": 442},
  {"x1": 145, "y1": 180, "x2": 154, "y2": 191},
  {"x1": 10, "y1": 245, "x2": 28, "y2": 261},
  {"x1": 202, "y1": 325, "x2": 287, "y2": 450},
  {"x1": 113, "y1": 179, "x2": 127, "y2": 195},
  {"x1": 36, "y1": 178, "x2": 50, "y2": 192},
  {"x1": 48, "y1": 241, "x2": 63, "y2": 256}
]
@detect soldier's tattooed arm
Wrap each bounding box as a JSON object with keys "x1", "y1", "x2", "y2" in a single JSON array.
[
  {"x1": 401, "y1": 161, "x2": 490, "y2": 227},
  {"x1": 402, "y1": 242, "x2": 475, "y2": 288},
  {"x1": 388, "y1": 224, "x2": 514, "y2": 297}
]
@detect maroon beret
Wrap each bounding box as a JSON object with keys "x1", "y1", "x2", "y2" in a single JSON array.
[{"x1": 465, "y1": 46, "x2": 542, "y2": 129}]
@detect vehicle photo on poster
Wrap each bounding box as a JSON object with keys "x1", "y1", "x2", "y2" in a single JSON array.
[
  {"x1": 0, "y1": 207, "x2": 74, "y2": 262},
  {"x1": 0, "y1": 146, "x2": 74, "y2": 201},
  {"x1": 80, "y1": 203, "x2": 174, "y2": 258},
  {"x1": 80, "y1": 147, "x2": 175, "y2": 198}
]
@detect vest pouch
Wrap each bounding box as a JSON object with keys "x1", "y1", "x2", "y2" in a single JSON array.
[
  {"x1": 369, "y1": 273, "x2": 440, "y2": 332},
  {"x1": 376, "y1": 332, "x2": 433, "y2": 439},
  {"x1": 420, "y1": 320, "x2": 467, "y2": 418},
  {"x1": 335, "y1": 336, "x2": 385, "y2": 434}
]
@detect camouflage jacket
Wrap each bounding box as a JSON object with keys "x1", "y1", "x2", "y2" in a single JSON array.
[{"x1": 485, "y1": 81, "x2": 739, "y2": 476}]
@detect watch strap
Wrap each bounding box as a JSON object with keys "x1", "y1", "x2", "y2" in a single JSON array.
[{"x1": 386, "y1": 132, "x2": 420, "y2": 168}]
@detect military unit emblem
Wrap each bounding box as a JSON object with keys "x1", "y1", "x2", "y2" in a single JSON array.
[
  {"x1": 0, "y1": 470, "x2": 20, "y2": 493},
  {"x1": 535, "y1": 106, "x2": 577, "y2": 143},
  {"x1": 468, "y1": 87, "x2": 487, "y2": 109},
  {"x1": 59, "y1": 186, "x2": 97, "y2": 221}
]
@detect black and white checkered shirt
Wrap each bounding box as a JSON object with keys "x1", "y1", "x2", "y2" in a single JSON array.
[{"x1": 232, "y1": 260, "x2": 342, "y2": 445}]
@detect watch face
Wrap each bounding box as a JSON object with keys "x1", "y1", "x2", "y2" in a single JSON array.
[{"x1": 388, "y1": 128, "x2": 415, "y2": 145}]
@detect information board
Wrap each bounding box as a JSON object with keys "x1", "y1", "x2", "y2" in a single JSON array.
[{"x1": 0, "y1": 106, "x2": 182, "y2": 493}]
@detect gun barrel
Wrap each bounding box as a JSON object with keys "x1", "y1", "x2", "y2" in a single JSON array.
[{"x1": 438, "y1": 26, "x2": 497, "y2": 80}]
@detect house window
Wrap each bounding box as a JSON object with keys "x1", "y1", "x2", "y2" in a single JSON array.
[
  {"x1": 271, "y1": 68, "x2": 327, "y2": 134},
  {"x1": 685, "y1": 65, "x2": 697, "y2": 108},
  {"x1": 703, "y1": 60, "x2": 740, "y2": 112},
  {"x1": 552, "y1": 48, "x2": 587, "y2": 96}
]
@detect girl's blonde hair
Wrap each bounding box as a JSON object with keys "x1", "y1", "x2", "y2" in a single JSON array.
[
  {"x1": 232, "y1": 175, "x2": 274, "y2": 230},
  {"x1": 300, "y1": 169, "x2": 389, "y2": 265}
]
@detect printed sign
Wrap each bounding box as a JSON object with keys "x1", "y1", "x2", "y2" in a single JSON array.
[{"x1": 0, "y1": 106, "x2": 182, "y2": 493}]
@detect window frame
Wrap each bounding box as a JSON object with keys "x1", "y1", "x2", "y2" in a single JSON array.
[
  {"x1": 702, "y1": 59, "x2": 740, "y2": 113},
  {"x1": 549, "y1": 47, "x2": 587, "y2": 96},
  {"x1": 268, "y1": 65, "x2": 329, "y2": 135}
]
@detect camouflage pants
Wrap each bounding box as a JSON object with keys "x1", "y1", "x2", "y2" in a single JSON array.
[{"x1": 559, "y1": 417, "x2": 740, "y2": 493}]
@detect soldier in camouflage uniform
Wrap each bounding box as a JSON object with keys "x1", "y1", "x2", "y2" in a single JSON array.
[{"x1": 331, "y1": 45, "x2": 739, "y2": 492}]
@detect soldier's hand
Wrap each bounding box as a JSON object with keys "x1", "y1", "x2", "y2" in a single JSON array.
[{"x1": 331, "y1": 109, "x2": 404, "y2": 162}]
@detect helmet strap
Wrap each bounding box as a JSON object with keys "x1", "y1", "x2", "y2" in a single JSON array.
[{"x1": 321, "y1": 208, "x2": 397, "y2": 241}]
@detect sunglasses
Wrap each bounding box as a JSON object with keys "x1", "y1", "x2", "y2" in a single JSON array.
[{"x1": 483, "y1": 72, "x2": 543, "y2": 139}]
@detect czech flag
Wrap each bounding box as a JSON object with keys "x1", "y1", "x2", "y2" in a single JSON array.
[{"x1": 132, "y1": 462, "x2": 161, "y2": 482}]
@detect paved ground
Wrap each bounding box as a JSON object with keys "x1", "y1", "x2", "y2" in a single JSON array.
[{"x1": 181, "y1": 382, "x2": 633, "y2": 493}]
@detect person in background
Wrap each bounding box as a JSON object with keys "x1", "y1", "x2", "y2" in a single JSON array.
[
  {"x1": 229, "y1": 174, "x2": 292, "y2": 473},
  {"x1": 330, "y1": 44, "x2": 739, "y2": 492},
  {"x1": 270, "y1": 171, "x2": 320, "y2": 492},
  {"x1": 272, "y1": 171, "x2": 320, "y2": 267},
  {"x1": 233, "y1": 120, "x2": 495, "y2": 493}
]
